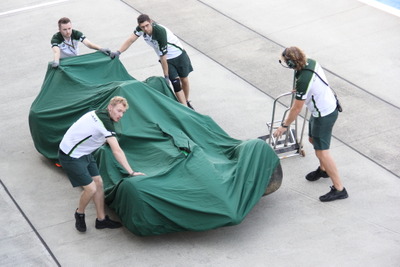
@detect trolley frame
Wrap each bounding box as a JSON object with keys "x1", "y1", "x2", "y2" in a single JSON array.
[{"x1": 259, "y1": 74, "x2": 307, "y2": 159}]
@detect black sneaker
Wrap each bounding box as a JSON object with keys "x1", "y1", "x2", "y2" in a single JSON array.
[
  {"x1": 95, "y1": 215, "x2": 122, "y2": 229},
  {"x1": 187, "y1": 101, "x2": 195, "y2": 110},
  {"x1": 75, "y1": 210, "x2": 86, "y2": 232},
  {"x1": 305, "y1": 166, "x2": 329, "y2": 181},
  {"x1": 319, "y1": 186, "x2": 349, "y2": 202}
]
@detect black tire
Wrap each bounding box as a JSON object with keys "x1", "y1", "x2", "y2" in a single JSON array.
[{"x1": 263, "y1": 163, "x2": 283, "y2": 196}]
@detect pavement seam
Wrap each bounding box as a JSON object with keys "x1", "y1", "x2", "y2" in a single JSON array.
[{"x1": 0, "y1": 179, "x2": 61, "y2": 267}]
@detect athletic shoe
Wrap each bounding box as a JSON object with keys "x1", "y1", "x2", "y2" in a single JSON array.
[
  {"x1": 75, "y1": 210, "x2": 86, "y2": 232},
  {"x1": 95, "y1": 215, "x2": 122, "y2": 229},
  {"x1": 319, "y1": 186, "x2": 349, "y2": 202},
  {"x1": 305, "y1": 166, "x2": 329, "y2": 181},
  {"x1": 187, "y1": 101, "x2": 195, "y2": 110}
]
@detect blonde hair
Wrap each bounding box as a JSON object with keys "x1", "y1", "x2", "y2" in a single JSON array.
[
  {"x1": 283, "y1": 46, "x2": 307, "y2": 70},
  {"x1": 109, "y1": 96, "x2": 129, "y2": 109}
]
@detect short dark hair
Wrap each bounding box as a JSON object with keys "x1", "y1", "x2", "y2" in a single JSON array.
[
  {"x1": 137, "y1": 14, "x2": 151, "y2": 24},
  {"x1": 58, "y1": 17, "x2": 71, "y2": 28}
]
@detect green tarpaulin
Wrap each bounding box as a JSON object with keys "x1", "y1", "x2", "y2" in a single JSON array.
[{"x1": 29, "y1": 52, "x2": 281, "y2": 236}]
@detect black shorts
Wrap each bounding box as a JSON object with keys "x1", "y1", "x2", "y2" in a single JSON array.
[
  {"x1": 58, "y1": 150, "x2": 99, "y2": 187},
  {"x1": 167, "y1": 50, "x2": 193, "y2": 79}
]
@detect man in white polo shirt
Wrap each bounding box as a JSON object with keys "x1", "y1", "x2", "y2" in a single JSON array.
[
  {"x1": 59, "y1": 96, "x2": 144, "y2": 232},
  {"x1": 50, "y1": 17, "x2": 110, "y2": 68},
  {"x1": 274, "y1": 46, "x2": 348, "y2": 202},
  {"x1": 110, "y1": 14, "x2": 194, "y2": 109}
]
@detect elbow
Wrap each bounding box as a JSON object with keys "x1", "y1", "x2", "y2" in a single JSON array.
[{"x1": 294, "y1": 107, "x2": 303, "y2": 115}]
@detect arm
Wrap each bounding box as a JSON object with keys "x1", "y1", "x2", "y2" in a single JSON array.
[
  {"x1": 159, "y1": 54, "x2": 169, "y2": 77},
  {"x1": 273, "y1": 98, "x2": 305, "y2": 138},
  {"x1": 82, "y1": 38, "x2": 111, "y2": 55},
  {"x1": 106, "y1": 136, "x2": 144, "y2": 176},
  {"x1": 118, "y1": 34, "x2": 139, "y2": 53},
  {"x1": 110, "y1": 34, "x2": 139, "y2": 59},
  {"x1": 155, "y1": 27, "x2": 169, "y2": 77},
  {"x1": 82, "y1": 38, "x2": 102, "y2": 50},
  {"x1": 52, "y1": 46, "x2": 61, "y2": 65}
]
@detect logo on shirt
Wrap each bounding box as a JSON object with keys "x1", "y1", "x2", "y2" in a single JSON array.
[{"x1": 91, "y1": 113, "x2": 98, "y2": 122}]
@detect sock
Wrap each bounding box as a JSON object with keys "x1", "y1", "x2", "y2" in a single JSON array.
[{"x1": 76, "y1": 209, "x2": 84, "y2": 215}]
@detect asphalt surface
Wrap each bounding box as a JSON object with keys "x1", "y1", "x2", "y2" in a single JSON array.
[{"x1": 1, "y1": 0, "x2": 400, "y2": 266}]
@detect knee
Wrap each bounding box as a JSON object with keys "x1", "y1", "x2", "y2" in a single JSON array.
[
  {"x1": 171, "y1": 78, "x2": 182, "y2": 92},
  {"x1": 84, "y1": 182, "x2": 97, "y2": 196},
  {"x1": 315, "y1": 149, "x2": 330, "y2": 160},
  {"x1": 93, "y1": 176, "x2": 103, "y2": 189},
  {"x1": 181, "y1": 77, "x2": 189, "y2": 85}
]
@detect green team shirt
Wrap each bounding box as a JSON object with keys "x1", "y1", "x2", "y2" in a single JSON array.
[
  {"x1": 51, "y1": 29, "x2": 86, "y2": 58},
  {"x1": 59, "y1": 109, "x2": 115, "y2": 158},
  {"x1": 134, "y1": 23, "x2": 183, "y2": 59},
  {"x1": 295, "y1": 59, "x2": 337, "y2": 117}
]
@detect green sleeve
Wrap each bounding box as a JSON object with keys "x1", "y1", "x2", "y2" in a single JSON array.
[
  {"x1": 51, "y1": 32, "x2": 63, "y2": 46},
  {"x1": 295, "y1": 59, "x2": 316, "y2": 100},
  {"x1": 152, "y1": 24, "x2": 168, "y2": 55},
  {"x1": 95, "y1": 109, "x2": 116, "y2": 134},
  {"x1": 71, "y1": 29, "x2": 86, "y2": 41}
]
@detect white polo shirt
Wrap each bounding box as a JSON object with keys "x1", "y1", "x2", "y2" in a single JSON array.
[
  {"x1": 134, "y1": 23, "x2": 183, "y2": 60},
  {"x1": 295, "y1": 59, "x2": 337, "y2": 117},
  {"x1": 59, "y1": 110, "x2": 115, "y2": 158},
  {"x1": 51, "y1": 29, "x2": 86, "y2": 58}
]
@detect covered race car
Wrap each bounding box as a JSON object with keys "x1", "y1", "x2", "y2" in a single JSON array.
[{"x1": 29, "y1": 52, "x2": 282, "y2": 236}]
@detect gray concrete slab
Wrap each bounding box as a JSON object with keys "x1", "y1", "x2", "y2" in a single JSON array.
[{"x1": 1, "y1": 0, "x2": 400, "y2": 266}]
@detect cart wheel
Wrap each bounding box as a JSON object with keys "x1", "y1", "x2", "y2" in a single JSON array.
[{"x1": 300, "y1": 149, "x2": 306, "y2": 157}]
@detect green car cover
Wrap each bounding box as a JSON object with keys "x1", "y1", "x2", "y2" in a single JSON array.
[{"x1": 29, "y1": 52, "x2": 281, "y2": 236}]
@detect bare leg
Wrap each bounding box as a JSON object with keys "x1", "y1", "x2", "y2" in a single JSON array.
[
  {"x1": 170, "y1": 77, "x2": 189, "y2": 106},
  {"x1": 175, "y1": 90, "x2": 188, "y2": 106},
  {"x1": 309, "y1": 137, "x2": 327, "y2": 172},
  {"x1": 180, "y1": 77, "x2": 190, "y2": 100},
  {"x1": 77, "y1": 181, "x2": 97, "y2": 214},
  {"x1": 92, "y1": 176, "x2": 106, "y2": 220},
  {"x1": 315, "y1": 150, "x2": 343, "y2": 191}
]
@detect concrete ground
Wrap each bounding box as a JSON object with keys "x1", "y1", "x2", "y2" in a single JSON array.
[{"x1": 1, "y1": 0, "x2": 400, "y2": 266}]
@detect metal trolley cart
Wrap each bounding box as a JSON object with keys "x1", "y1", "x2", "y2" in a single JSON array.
[{"x1": 259, "y1": 75, "x2": 307, "y2": 159}]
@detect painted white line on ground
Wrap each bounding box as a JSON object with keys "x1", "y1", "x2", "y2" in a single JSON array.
[
  {"x1": 0, "y1": 0, "x2": 69, "y2": 16},
  {"x1": 358, "y1": 0, "x2": 400, "y2": 17}
]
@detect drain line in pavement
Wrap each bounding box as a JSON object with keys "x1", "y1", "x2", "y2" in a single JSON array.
[{"x1": 0, "y1": 179, "x2": 61, "y2": 267}]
